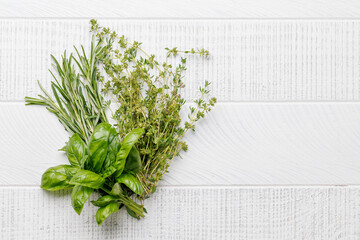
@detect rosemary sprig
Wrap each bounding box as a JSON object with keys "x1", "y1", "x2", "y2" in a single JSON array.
[{"x1": 25, "y1": 38, "x2": 109, "y2": 143}]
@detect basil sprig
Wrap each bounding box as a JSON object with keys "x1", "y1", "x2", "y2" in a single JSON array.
[{"x1": 41, "y1": 123, "x2": 145, "y2": 224}]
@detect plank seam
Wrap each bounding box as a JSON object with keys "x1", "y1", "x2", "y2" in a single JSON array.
[
  {"x1": 1, "y1": 185, "x2": 359, "y2": 189},
  {"x1": 3, "y1": 18, "x2": 360, "y2": 21}
]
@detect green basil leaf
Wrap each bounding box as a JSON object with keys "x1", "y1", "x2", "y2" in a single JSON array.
[
  {"x1": 125, "y1": 206, "x2": 140, "y2": 220},
  {"x1": 69, "y1": 170, "x2": 105, "y2": 189},
  {"x1": 71, "y1": 185, "x2": 94, "y2": 215},
  {"x1": 116, "y1": 173, "x2": 143, "y2": 195},
  {"x1": 96, "y1": 202, "x2": 119, "y2": 225},
  {"x1": 41, "y1": 165, "x2": 79, "y2": 191},
  {"x1": 103, "y1": 128, "x2": 144, "y2": 178},
  {"x1": 102, "y1": 127, "x2": 121, "y2": 172},
  {"x1": 66, "y1": 133, "x2": 87, "y2": 168},
  {"x1": 102, "y1": 165, "x2": 121, "y2": 179},
  {"x1": 125, "y1": 146, "x2": 141, "y2": 173},
  {"x1": 91, "y1": 195, "x2": 116, "y2": 207},
  {"x1": 58, "y1": 145, "x2": 66, "y2": 152},
  {"x1": 87, "y1": 123, "x2": 112, "y2": 173},
  {"x1": 110, "y1": 182, "x2": 122, "y2": 196}
]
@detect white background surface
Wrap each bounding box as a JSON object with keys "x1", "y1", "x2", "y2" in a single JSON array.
[{"x1": 1, "y1": 1, "x2": 360, "y2": 239}]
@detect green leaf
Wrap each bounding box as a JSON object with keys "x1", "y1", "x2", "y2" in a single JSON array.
[
  {"x1": 125, "y1": 146, "x2": 141, "y2": 173},
  {"x1": 87, "y1": 123, "x2": 112, "y2": 173},
  {"x1": 41, "y1": 165, "x2": 79, "y2": 191},
  {"x1": 110, "y1": 182, "x2": 122, "y2": 196},
  {"x1": 58, "y1": 145, "x2": 66, "y2": 152},
  {"x1": 103, "y1": 128, "x2": 144, "y2": 177},
  {"x1": 116, "y1": 173, "x2": 143, "y2": 195},
  {"x1": 102, "y1": 127, "x2": 121, "y2": 172},
  {"x1": 126, "y1": 206, "x2": 140, "y2": 220},
  {"x1": 71, "y1": 185, "x2": 94, "y2": 215},
  {"x1": 66, "y1": 133, "x2": 87, "y2": 167},
  {"x1": 91, "y1": 195, "x2": 116, "y2": 207},
  {"x1": 96, "y1": 202, "x2": 119, "y2": 225},
  {"x1": 69, "y1": 170, "x2": 105, "y2": 189}
]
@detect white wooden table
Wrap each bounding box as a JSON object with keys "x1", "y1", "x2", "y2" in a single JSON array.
[{"x1": 1, "y1": 1, "x2": 360, "y2": 239}]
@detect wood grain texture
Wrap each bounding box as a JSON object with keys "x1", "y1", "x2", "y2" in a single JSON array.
[
  {"x1": 1, "y1": 186, "x2": 359, "y2": 239},
  {"x1": 2, "y1": 102, "x2": 360, "y2": 186},
  {"x1": 1, "y1": 0, "x2": 360, "y2": 18},
  {"x1": 2, "y1": 1, "x2": 360, "y2": 238},
  {"x1": 2, "y1": 20, "x2": 360, "y2": 101}
]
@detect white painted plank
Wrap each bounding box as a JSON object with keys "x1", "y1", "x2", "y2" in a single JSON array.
[
  {"x1": 1, "y1": 0, "x2": 360, "y2": 18},
  {"x1": 1, "y1": 186, "x2": 359, "y2": 239},
  {"x1": 2, "y1": 102, "x2": 360, "y2": 185},
  {"x1": 1, "y1": 20, "x2": 360, "y2": 101}
]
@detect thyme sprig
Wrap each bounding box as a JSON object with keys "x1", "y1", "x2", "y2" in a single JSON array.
[{"x1": 90, "y1": 20, "x2": 216, "y2": 197}]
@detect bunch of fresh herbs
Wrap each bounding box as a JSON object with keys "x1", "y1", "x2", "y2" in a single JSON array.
[{"x1": 25, "y1": 20, "x2": 216, "y2": 224}]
